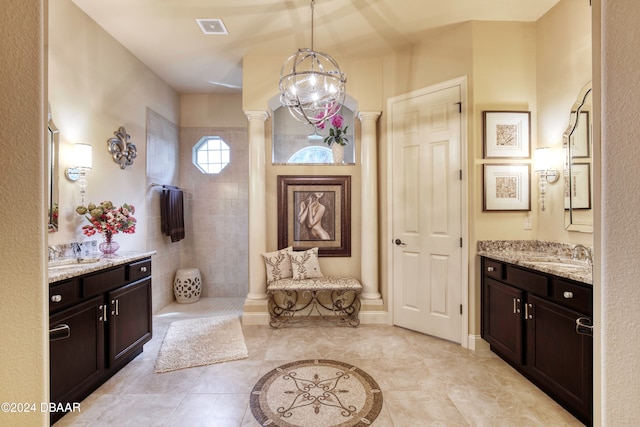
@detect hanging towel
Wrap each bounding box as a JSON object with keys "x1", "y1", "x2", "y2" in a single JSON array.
[{"x1": 161, "y1": 185, "x2": 185, "y2": 242}]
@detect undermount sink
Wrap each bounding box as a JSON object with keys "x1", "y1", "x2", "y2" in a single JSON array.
[{"x1": 48, "y1": 257, "x2": 103, "y2": 270}]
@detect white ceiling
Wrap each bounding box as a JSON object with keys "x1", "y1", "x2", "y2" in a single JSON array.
[{"x1": 71, "y1": 0, "x2": 560, "y2": 94}]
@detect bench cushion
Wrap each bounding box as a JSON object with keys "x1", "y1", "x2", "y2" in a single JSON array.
[{"x1": 267, "y1": 276, "x2": 362, "y2": 292}]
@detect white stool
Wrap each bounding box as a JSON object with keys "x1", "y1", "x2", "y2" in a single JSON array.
[{"x1": 174, "y1": 268, "x2": 202, "y2": 304}]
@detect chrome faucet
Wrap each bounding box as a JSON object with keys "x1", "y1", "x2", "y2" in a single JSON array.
[{"x1": 572, "y1": 244, "x2": 593, "y2": 267}]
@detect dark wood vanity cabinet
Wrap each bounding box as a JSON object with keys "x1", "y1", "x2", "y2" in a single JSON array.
[
  {"x1": 49, "y1": 257, "x2": 152, "y2": 424},
  {"x1": 481, "y1": 257, "x2": 592, "y2": 426}
]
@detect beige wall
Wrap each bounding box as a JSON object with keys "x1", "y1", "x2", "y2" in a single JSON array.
[
  {"x1": 0, "y1": 0, "x2": 48, "y2": 425},
  {"x1": 48, "y1": 0, "x2": 180, "y2": 312},
  {"x1": 48, "y1": 0, "x2": 179, "y2": 253},
  {"x1": 600, "y1": 0, "x2": 640, "y2": 423},
  {"x1": 536, "y1": 0, "x2": 593, "y2": 246},
  {"x1": 181, "y1": 94, "x2": 247, "y2": 128}
]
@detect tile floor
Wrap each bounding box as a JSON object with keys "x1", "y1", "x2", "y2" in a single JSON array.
[{"x1": 54, "y1": 298, "x2": 585, "y2": 426}]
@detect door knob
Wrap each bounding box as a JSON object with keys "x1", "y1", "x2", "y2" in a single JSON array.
[{"x1": 394, "y1": 239, "x2": 406, "y2": 247}]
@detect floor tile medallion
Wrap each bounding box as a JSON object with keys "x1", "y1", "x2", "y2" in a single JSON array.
[{"x1": 250, "y1": 359, "x2": 383, "y2": 427}]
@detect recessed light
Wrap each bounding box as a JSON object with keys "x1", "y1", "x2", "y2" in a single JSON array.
[{"x1": 195, "y1": 19, "x2": 228, "y2": 35}]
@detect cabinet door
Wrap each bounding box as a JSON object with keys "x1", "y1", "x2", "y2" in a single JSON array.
[
  {"x1": 482, "y1": 277, "x2": 523, "y2": 365},
  {"x1": 526, "y1": 294, "x2": 592, "y2": 425},
  {"x1": 107, "y1": 278, "x2": 152, "y2": 367},
  {"x1": 50, "y1": 296, "x2": 105, "y2": 404}
]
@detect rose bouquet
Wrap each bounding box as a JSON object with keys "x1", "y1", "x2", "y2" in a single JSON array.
[{"x1": 317, "y1": 114, "x2": 349, "y2": 146}]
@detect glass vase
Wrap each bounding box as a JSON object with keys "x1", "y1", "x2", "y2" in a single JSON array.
[{"x1": 99, "y1": 239, "x2": 119, "y2": 256}]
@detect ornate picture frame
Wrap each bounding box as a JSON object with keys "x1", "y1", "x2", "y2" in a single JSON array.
[
  {"x1": 277, "y1": 175, "x2": 351, "y2": 257},
  {"x1": 483, "y1": 164, "x2": 531, "y2": 211},
  {"x1": 483, "y1": 111, "x2": 531, "y2": 158}
]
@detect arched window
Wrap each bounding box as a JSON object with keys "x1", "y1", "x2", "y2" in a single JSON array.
[{"x1": 287, "y1": 146, "x2": 333, "y2": 164}]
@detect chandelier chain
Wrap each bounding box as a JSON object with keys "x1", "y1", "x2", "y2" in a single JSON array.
[{"x1": 310, "y1": 0, "x2": 315, "y2": 50}]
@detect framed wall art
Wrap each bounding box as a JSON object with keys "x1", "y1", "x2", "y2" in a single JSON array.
[
  {"x1": 277, "y1": 175, "x2": 351, "y2": 257},
  {"x1": 564, "y1": 163, "x2": 591, "y2": 210},
  {"x1": 483, "y1": 111, "x2": 531, "y2": 158},
  {"x1": 483, "y1": 164, "x2": 531, "y2": 211},
  {"x1": 569, "y1": 111, "x2": 590, "y2": 158}
]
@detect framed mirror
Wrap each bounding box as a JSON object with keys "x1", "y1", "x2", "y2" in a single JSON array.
[
  {"x1": 563, "y1": 82, "x2": 593, "y2": 233},
  {"x1": 48, "y1": 103, "x2": 59, "y2": 233}
]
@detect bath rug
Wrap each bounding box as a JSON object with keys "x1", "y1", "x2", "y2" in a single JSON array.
[{"x1": 154, "y1": 315, "x2": 248, "y2": 373}]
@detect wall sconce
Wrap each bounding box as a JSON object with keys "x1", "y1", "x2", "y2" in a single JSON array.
[
  {"x1": 107, "y1": 126, "x2": 137, "y2": 169},
  {"x1": 65, "y1": 143, "x2": 92, "y2": 205},
  {"x1": 534, "y1": 147, "x2": 559, "y2": 211}
]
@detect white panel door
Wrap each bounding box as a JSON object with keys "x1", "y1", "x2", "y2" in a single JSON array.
[{"x1": 391, "y1": 84, "x2": 463, "y2": 342}]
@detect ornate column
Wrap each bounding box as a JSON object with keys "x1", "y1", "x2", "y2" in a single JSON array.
[
  {"x1": 358, "y1": 111, "x2": 382, "y2": 300},
  {"x1": 245, "y1": 111, "x2": 269, "y2": 300}
]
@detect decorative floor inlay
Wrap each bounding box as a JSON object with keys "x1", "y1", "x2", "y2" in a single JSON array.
[{"x1": 250, "y1": 359, "x2": 383, "y2": 427}]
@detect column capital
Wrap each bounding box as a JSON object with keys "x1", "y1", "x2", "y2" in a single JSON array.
[
  {"x1": 357, "y1": 111, "x2": 382, "y2": 122},
  {"x1": 244, "y1": 110, "x2": 270, "y2": 122}
]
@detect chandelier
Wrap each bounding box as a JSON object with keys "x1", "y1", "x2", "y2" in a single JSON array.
[{"x1": 279, "y1": 0, "x2": 347, "y2": 127}]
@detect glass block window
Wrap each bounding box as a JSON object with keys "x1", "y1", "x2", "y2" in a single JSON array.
[{"x1": 192, "y1": 136, "x2": 230, "y2": 174}]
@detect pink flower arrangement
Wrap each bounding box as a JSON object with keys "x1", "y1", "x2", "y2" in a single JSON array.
[
  {"x1": 319, "y1": 114, "x2": 349, "y2": 146},
  {"x1": 76, "y1": 201, "x2": 136, "y2": 242}
]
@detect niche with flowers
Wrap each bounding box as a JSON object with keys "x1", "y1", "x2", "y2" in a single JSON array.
[{"x1": 272, "y1": 105, "x2": 355, "y2": 165}]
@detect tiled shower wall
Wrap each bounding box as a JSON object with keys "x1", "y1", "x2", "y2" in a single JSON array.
[
  {"x1": 179, "y1": 126, "x2": 249, "y2": 298},
  {"x1": 146, "y1": 108, "x2": 181, "y2": 312}
]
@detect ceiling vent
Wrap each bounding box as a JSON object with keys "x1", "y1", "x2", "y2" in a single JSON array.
[{"x1": 195, "y1": 19, "x2": 228, "y2": 35}]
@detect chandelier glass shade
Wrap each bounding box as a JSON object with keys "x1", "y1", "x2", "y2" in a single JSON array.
[{"x1": 279, "y1": 1, "x2": 346, "y2": 127}]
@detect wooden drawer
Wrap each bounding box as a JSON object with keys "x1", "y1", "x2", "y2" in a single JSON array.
[
  {"x1": 552, "y1": 279, "x2": 592, "y2": 315},
  {"x1": 128, "y1": 258, "x2": 151, "y2": 282},
  {"x1": 49, "y1": 279, "x2": 81, "y2": 313},
  {"x1": 82, "y1": 266, "x2": 126, "y2": 298},
  {"x1": 505, "y1": 265, "x2": 549, "y2": 297},
  {"x1": 483, "y1": 259, "x2": 504, "y2": 280}
]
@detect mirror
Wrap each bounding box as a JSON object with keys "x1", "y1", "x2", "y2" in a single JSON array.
[
  {"x1": 563, "y1": 82, "x2": 593, "y2": 233},
  {"x1": 272, "y1": 106, "x2": 355, "y2": 165},
  {"x1": 48, "y1": 103, "x2": 59, "y2": 233}
]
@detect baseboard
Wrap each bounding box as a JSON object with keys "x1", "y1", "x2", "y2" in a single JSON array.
[
  {"x1": 241, "y1": 312, "x2": 270, "y2": 325},
  {"x1": 468, "y1": 334, "x2": 490, "y2": 352},
  {"x1": 359, "y1": 310, "x2": 391, "y2": 324}
]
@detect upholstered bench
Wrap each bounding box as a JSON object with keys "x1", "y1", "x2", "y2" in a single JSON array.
[{"x1": 267, "y1": 276, "x2": 362, "y2": 328}]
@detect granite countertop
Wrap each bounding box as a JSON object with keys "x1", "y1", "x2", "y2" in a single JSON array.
[
  {"x1": 48, "y1": 251, "x2": 156, "y2": 284},
  {"x1": 477, "y1": 240, "x2": 592, "y2": 285}
]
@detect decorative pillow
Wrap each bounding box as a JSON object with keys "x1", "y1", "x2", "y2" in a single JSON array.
[
  {"x1": 262, "y1": 246, "x2": 293, "y2": 283},
  {"x1": 289, "y1": 247, "x2": 323, "y2": 280}
]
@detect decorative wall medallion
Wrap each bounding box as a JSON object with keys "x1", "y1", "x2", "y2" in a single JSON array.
[
  {"x1": 250, "y1": 359, "x2": 383, "y2": 427},
  {"x1": 107, "y1": 126, "x2": 137, "y2": 169}
]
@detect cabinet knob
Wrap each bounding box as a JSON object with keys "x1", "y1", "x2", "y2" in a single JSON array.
[
  {"x1": 140, "y1": 266, "x2": 148, "y2": 272},
  {"x1": 51, "y1": 294, "x2": 62, "y2": 303},
  {"x1": 487, "y1": 266, "x2": 495, "y2": 272},
  {"x1": 563, "y1": 291, "x2": 574, "y2": 299}
]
